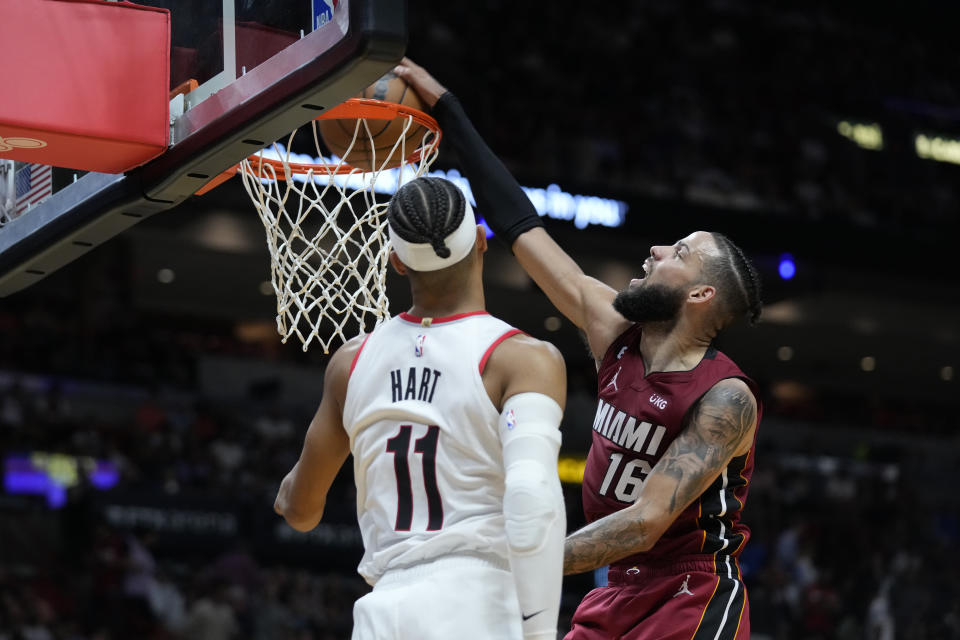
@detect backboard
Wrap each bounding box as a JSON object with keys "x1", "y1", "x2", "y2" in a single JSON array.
[{"x1": 0, "y1": 0, "x2": 405, "y2": 296}]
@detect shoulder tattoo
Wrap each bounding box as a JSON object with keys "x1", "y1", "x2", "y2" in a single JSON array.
[{"x1": 659, "y1": 381, "x2": 757, "y2": 511}]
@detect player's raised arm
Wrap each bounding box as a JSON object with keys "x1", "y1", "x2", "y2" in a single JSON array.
[
  {"x1": 394, "y1": 58, "x2": 631, "y2": 360},
  {"x1": 562, "y1": 377, "x2": 758, "y2": 575},
  {"x1": 273, "y1": 335, "x2": 360, "y2": 531},
  {"x1": 483, "y1": 334, "x2": 567, "y2": 640}
]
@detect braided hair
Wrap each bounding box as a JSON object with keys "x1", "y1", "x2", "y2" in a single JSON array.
[
  {"x1": 387, "y1": 177, "x2": 467, "y2": 259},
  {"x1": 705, "y1": 232, "x2": 763, "y2": 327}
]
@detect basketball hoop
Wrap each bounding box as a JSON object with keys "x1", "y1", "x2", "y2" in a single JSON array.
[{"x1": 204, "y1": 98, "x2": 442, "y2": 353}]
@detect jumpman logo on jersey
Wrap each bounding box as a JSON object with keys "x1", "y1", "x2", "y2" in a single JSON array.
[
  {"x1": 673, "y1": 574, "x2": 694, "y2": 597},
  {"x1": 605, "y1": 366, "x2": 621, "y2": 391}
]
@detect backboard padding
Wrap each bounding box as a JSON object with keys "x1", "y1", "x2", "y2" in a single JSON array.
[{"x1": 0, "y1": 0, "x2": 406, "y2": 297}]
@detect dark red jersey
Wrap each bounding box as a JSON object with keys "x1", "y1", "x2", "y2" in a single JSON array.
[{"x1": 582, "y1": 324, "x2": 762, "y2": 573}]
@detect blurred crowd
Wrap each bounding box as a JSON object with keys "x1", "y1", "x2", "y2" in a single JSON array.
[
  {"x1": 1, "y1": 345, "x2": 958, "y2": 639},
  {"x1": 0, "y1": 243, "x2": 957, "y2": 640},
  {"x1": 411, "y1": 0, "x2": 960, "y2": 235},
  {"x1": 3, "y1": 1, "x2": 960, "y2": 638},
  {"x1": 0, "y1": 533, "x2": 368, "y2": 640}
]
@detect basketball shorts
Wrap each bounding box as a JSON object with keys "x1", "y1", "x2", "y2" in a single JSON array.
[
  {"x1": 564, "y1": 558, "x2": 749, "y2": 640},
  {"x1": 352, "y1": 554, "x2": 523, "y2": 640}
]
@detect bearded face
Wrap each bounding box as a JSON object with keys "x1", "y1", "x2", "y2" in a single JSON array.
[{"x1": 612, "y1": 280, "x2": 687, "y2": 325}]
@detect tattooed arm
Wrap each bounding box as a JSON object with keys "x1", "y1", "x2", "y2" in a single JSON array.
[{"x1": 563, "y1": 378, "x2": 758, "y2": 575}]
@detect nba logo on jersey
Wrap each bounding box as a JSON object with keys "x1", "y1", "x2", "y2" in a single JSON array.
[
  {"x1": 414, "y1": 334, "x2": 426, "y2": 357},
  {"x1": 312, "y1": 0, "x2": 339, "y2": 29},
  {"x1": 505, "y1": 409, "x2": 517, "y2": 430}
]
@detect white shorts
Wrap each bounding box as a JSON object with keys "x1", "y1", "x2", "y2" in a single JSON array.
[{"x1": 351, "y1": 554, "x2": 522, "y2": 640}]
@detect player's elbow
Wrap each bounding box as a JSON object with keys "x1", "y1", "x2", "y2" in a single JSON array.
[
  {"x1": 504, "y1": 461, "x2": 563, "y2": 554},
  {"x1": 279, "y1": 503, "x2": 324, "y2": 532},
  {"x1": 634, "y1": 505, "x2": 674, "y2": 553},
  {"x1": 634, "y1": 535, "x2": 658, "y2": 554},
  {"x1": 283, "y1": 511, "x2": 321, "y2": 532}
]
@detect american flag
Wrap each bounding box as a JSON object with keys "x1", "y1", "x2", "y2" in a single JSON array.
[{"x1": 15, "y1": 163, "x2": 52, "y2": 215}]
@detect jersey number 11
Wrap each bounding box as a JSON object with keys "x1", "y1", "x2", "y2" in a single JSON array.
[{"x1": 386, "y1": 425, "x2": 444, "y2": 531}]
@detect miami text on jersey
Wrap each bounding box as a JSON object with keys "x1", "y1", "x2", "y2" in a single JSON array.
[{"x1": 592, "y1": 399, "x2": 667, "y2": 455}]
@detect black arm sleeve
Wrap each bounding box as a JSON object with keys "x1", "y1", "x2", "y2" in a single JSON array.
[{"x1": 431, "y1": 92, "x2": 544, "y2": 247}]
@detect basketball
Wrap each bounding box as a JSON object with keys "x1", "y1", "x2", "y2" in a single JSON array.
[{"x1": 318, "y1": 72, "x2": 428, "y2": 172}]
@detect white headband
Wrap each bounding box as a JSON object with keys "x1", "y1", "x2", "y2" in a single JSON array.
[{"x1": 389, "y1": 199, "x2": 478, "y2": 272}]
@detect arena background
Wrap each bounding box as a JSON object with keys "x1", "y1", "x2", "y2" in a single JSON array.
[{"x1": 1, "y1": 1, "x2": 958, "y2": 638}]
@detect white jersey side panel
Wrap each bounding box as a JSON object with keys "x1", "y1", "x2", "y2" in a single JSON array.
[{"x1": 342, "y1": 312, "x2": 520, "y2": 584}]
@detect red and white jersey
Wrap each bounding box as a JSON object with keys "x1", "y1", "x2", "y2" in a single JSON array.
[
  {"x1": 583, "y1": 324, "x2": 762, "y2": 574},
  {"x1": 342, "y1": 310, "x2": 523, "y2": 584}
]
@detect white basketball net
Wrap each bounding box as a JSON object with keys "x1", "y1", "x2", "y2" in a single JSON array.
[{"x1": 238, "y1": 107, "x2": 441, "y2": 353}]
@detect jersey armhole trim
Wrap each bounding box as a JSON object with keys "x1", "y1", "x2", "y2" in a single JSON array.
[
  {"x1": 478, "y1": 329, "x2": 525, "y2": 374},
  {"x1": 349, "y1": 334, "x2": 372, "y2": 378}
]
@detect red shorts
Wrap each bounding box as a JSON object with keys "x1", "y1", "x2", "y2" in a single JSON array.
[{"x1": 564, "y1": 558, "x2": 749, "y2": 640}]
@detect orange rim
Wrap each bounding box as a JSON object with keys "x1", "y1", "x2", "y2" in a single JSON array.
[
  {"x1": 194, "y1": 99, "x2": 441, "y2": 195},
  {"x1": 246, "y1": 98, "x2": 440, "y2": 177}
]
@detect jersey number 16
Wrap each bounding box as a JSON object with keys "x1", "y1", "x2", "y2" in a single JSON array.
[{"x1": 598, "y1": 452, "x2": 652, "y2": 503}]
